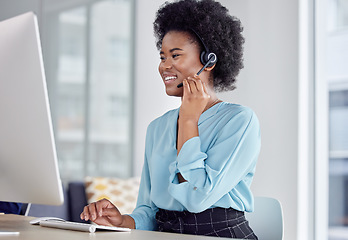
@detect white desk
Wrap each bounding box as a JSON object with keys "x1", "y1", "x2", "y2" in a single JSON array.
[{"x1": 0, "y1": 214, "x2": 241, "y2": 240}]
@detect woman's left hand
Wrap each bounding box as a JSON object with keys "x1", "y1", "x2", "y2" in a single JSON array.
[
  {"x1": 176, "y1": 75, "x2": 211, "y2": 168},
  {"x1": 179, "y1": 75, "x2": 211, "y2": 123}
]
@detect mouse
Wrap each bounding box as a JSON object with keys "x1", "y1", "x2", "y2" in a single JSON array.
[{"x1": 29, "y1": 217, "x2": 66, "y2": 225}]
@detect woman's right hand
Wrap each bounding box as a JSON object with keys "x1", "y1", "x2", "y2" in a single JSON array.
[{"x1": 80, "y1": 198, "x2": 135, "y2": 229}]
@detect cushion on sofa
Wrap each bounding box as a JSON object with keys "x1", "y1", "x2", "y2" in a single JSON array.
[{"x1": 84, "y1": 176, "x2": 140, "y2": 214}]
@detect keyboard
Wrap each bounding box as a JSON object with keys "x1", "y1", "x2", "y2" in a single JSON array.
[{"x1": 39, "y1": 219, "x2": 131, "y2": 233}]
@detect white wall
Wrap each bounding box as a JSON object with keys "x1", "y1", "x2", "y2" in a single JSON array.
[
  {"x1": 223, "y1": 1, "x2": 300, "y2": 240},
  {"x1": 133, "y1": 0, "x2": 181, "y2": 177},
  {"x1": 134, "y1": 1, "x2": 301, "y2": 240}
]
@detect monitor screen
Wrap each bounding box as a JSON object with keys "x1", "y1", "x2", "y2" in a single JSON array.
[{"x1": 0, "y1": 12, "x2": 64, "y2": 206}]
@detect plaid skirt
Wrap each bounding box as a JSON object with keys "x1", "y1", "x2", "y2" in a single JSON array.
[{"x1": 155, "y1": 207, "x2": 258, "y2": 239}]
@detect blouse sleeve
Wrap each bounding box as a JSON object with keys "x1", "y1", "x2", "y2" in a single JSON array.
[
  {"x1": 129, "y1": 123, "x2": 158, "y2": 231},
  {"x1": 168, "y1": 109, "x2": 261, "y2": 213}
]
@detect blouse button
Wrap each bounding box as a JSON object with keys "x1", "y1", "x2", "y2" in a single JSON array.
[{"x1": 193, "y1": 187, "x2": 197, "y2": 190}]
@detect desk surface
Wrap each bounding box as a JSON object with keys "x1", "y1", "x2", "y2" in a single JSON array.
[{"x1": 0, "y1": 214, "x2": 240, "y2": 240}]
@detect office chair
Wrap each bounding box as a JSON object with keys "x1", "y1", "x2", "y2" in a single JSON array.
[{"x1": 245, "y1": 196, "x2": 284, "y2": 240}]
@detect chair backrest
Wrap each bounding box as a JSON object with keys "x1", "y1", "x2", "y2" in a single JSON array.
[{"x1": 245, "y1": 196, "x2": 283, "y2": 240}]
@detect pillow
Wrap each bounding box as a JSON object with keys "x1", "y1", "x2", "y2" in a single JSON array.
[{"x1": 84, "y1": 176, "x2": 140, "y2": 214}]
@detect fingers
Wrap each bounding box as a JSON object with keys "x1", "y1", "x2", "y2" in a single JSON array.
[
  {"x1": 80, "y1": 198, "x2": 113, "y2": 222},
  {"x1": 80, "y1": 205, "x2": 90, "y2": 221},
  {"x1": 195, "y1": 78, "x2": 205, "y2": 93},
  {"x1": 183, "y1": 76, "x2": 206, "y2": 94},
  {"x1": 96, "y1": 203, "x2": 103, "y2": 218},
  {"x1": 80, "y1": 202, "x2": 97, "y2": 221},
  {"x1": 202, "y1": 80, "x2": 208, "y2": 94}
]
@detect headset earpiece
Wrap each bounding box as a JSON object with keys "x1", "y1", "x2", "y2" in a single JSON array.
[
  {"x1": 200, "y1": 52, "x2": 217, "y2": 68},
  {"x1": 190, "y1": 28, "x2": 217, "y2": 68}
]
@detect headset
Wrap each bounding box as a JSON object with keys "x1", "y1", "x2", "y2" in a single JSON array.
[
  {"x1": 177, "y1": 29, "x2": 217, "y2": 88},
  {"x1": 191, "y1": 28, "x2": 217, "y2": 69}
]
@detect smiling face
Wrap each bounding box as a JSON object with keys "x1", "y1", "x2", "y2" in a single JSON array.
[{"x1": 158, "y1": 31, "x2": 204, "y2": 97}]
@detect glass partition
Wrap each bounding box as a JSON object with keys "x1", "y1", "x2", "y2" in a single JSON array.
[
  {"x1": 41, "y1": 0, "x2": 134, "y2": 182},
  {"x1": 326, "y1": 0, "x2": 348, "y2": 239}
]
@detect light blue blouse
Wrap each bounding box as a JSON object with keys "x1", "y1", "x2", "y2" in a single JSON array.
[{"x1": 129, "y1": 102, "x2": 261, "y2": 230}]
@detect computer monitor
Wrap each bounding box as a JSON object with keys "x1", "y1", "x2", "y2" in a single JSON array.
[{"x1": 0, "y1": 12, "x2": 64, "y2": 206}]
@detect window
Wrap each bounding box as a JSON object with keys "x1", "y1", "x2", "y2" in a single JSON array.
[
  {"x1": 41, "y1": 0, "x2": 134, "y2": 182},
  {"x1": 323, "y1": 0, "x2": 348, "y2": 239}
]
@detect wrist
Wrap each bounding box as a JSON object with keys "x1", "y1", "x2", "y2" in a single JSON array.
[
  {"x1": 178, "y1": 116, "x2": 199, "y2": 126},
  {"x1": 120, "y1": 215, "x2": 135, "y2": 229}
]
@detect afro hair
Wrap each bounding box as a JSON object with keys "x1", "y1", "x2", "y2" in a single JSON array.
[{"x1": 153, "y1": 0, "x2": 245, "y2": 92}]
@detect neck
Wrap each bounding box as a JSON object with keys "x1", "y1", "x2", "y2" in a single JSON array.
[
  {"x1": 203, "y1": 97, "x2": 222, "y2": 112},
  {"x1": 202, "y1": 84, "x2": 220, "y2": 112}
]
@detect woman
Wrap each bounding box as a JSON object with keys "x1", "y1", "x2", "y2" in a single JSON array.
[{"x1": 81, "y1": 0, "x2": 260, "y2": 238}]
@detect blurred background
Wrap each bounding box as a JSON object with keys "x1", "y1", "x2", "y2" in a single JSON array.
[{"x1": 0, "y1": 0, "x2": 347, "y2": 239}]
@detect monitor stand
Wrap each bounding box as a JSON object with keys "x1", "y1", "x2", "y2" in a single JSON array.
[{"x1": 24, "y1": 203, "x2": 32, "y2": 216}]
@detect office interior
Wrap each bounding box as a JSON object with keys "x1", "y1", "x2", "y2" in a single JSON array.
[{"x1": 1, "y1": 0, "x2": 348, "y2": 240}]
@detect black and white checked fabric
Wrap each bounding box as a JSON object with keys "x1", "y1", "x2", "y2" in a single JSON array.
[{"x1": 155, "y1": 207, "x2": 258, "y2": 239}]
